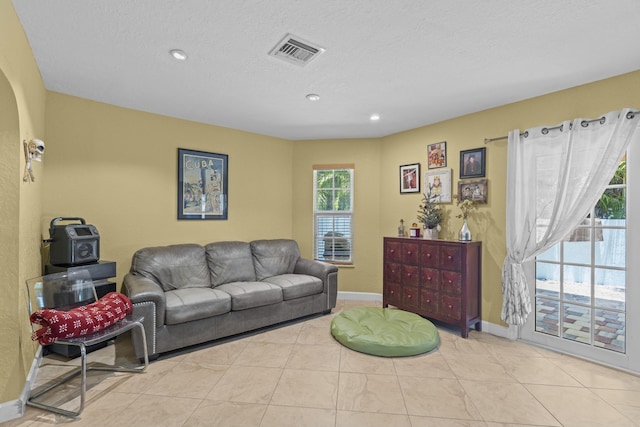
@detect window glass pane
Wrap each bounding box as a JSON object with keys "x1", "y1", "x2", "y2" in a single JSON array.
[
  {"x1": 316, "y1": 190, "x2": 333, "y2": 211},
  {"x1": 594, "y1": 223, "x2": 625, "y2": 268},
  {"x1": 537, "y1": 244, "x2": 559, "y2": 262},
  {"x1": 595, "y1": 268, "x2": 625, "y2": 310},
  {"x1": 596, "y1": 187, "x2": 626, "y2": 219},
  {"x1": 563, "y1": 303, "x2": 591, "y2": 345},
  {"x1": 316, "y1": 170, "x2": 334, "y2": 188},
  {"x1": 536, "y1": 262, "x2": 560, "y2": 298},
  {"x1": 593, "y1": 308, "x2": 625, "y2": 353},
  {"x1": 334, "y1": 189, "x2": 351, "y2": 211},
  {"x1": 334, "y1": 170, "x2": 351, "y2": 187},
  {"x1": 535, "y1": 297, "x2": 559, "y2": 336},
  {"x1": 563, "y1": 241, "x2": 590, "y2": 265},
  {"x1": 562, "y1": 265, "x2": 591, "y2": 304}
]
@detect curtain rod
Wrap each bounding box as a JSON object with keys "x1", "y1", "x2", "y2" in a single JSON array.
[{"x1": 484, "y1": 110, "x2": 638, "y2": 144}]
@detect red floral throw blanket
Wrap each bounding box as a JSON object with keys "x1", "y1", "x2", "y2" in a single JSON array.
[{"x1": 30, "y1": 292, "x2": 133, "y2": 346}]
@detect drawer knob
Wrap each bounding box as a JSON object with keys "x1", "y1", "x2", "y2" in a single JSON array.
[
  {"x1": 448, "y1": 304, "x2": 453, "y2": 309},
  {"x1": 407, "y1": 294, "x2": 412, "y2": 299},
  {"x1": 407, "y1": 273, "x2": 412, "y2": 278},
  {"x1": 407, "y1": 251, "x2": 412, "y2": 255},
  {"x1": 426, "y1": 253, "x2": 431, "y2": 258},
  {"x1": 448, "y1": 280, "x2": 453, "y2": 284},
  {"x1": 426, "y1": 276, "x2": 431, "y2": 281},
  {"x1": 447, "y1": 255, "x2": 452, "y2": 260},
  {"x1": 390, "y1": 249, "x2": 395, "y2": 253},
  {"x1": 426, "y1": 299, "x2": 431, "y2": 303},
  {"x1": 390, "y1": 290, "x2": 395, "y2": 295}
]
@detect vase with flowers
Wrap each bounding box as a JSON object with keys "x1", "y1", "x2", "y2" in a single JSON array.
[
  {"x1": 456, "y1": 198, "x2": 477, "y2": 241},
  {"x1": 417, "y1": 185, "x2": 442, "y2": 239}
]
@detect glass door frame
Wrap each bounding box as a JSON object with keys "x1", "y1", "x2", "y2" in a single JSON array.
[{"x1": 519, "y1": 143, "x2": 639, "y2": 374}]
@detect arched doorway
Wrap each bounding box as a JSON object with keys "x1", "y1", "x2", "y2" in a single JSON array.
[{"x1": 0, "y1": 68, "x2": 23, "y2": 404}]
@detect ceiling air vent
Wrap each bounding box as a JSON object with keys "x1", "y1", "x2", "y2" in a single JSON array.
[{"x1": 269, "y1": 34, "x2": 324, "y2": 67}]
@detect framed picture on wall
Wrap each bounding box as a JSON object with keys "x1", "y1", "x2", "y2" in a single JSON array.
[
  {"x1": 427, "y1": 141, "x2": 447, "y2": 169},
  {"x1": 458, "y1": 178, "x2": 488, "y2": 204},
  {"x1": 400, "y1": 163, "x2": 420, "y2": 193},
  {"x1": 177, "y1": 148, "x2": 228, "y2": 220},
  {"x1": 425, "y1": 168, "x2": 452, "y2": 203},
  {"x1": 459, "y1": 147, "x2": 486, "y2": 179}
]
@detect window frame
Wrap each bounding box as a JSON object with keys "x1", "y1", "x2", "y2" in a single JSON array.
[{"x1": 313, "y1": 164, "x2": 354, "y2": 265}]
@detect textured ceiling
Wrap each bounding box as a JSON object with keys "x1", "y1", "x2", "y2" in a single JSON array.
[{"x1": 12, "y1": 0, "x2": 640, "y2": 140}]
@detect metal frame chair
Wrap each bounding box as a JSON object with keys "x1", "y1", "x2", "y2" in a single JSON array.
[{"x1": 25, "y1": 269, "x2": 149, "y2": 418}]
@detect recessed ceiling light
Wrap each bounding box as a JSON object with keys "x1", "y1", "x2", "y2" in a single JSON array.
[
  {"x1": 169, "y1": 49, "x2": 188, "y2": 61},
  {"x1": 306, "y1": 94, "x2": 320, "y2": 101},
  {"x1": 370, "y1": 114, "x2": 381, "y2": 121}
]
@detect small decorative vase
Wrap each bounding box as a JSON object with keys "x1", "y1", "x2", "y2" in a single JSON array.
[
  {"x1": 423, "y1": 227, "x2": 439, "y2": 240},
  {"x1": 459, "y1": 218, "x2": 472, "y2": 241}
]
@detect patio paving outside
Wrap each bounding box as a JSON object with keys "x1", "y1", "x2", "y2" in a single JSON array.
[{"x1": 535, "y1": 281, "x2": 625, "y2": 354}]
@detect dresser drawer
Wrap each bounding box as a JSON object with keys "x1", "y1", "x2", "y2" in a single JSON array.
[
  {"x1": 385, "y1": 240, "x2": 402, "y2": 263},
  {"x1": 441, "y1": 271, "x2": 462, "y2": 295},
  {"x1": 420, "y1": 289, "x2": 439, "y2": 315},
  {"x1": 384, "y1": 282, "x2": 402, "y2": 306},
  {"x1": 384, "y1": 262, "x2": 401, "y2": 283},
  {"x1": 401, "y1": 265, "x2": 420, "y2": 287},
  {"x1": 420, "y1": 267, "x2": 440, "y2": 290},
  {"x1": 402, "y1": 242, "x2": 420, "y2": 265},
  {"x1": 402, "y1": 286, "x2": 419, "y2": 309},
  {"x1": 440, "y1": 294, "x2": 461, "y2": 320},
  {"x1": 439, "y1": 245, "x2": 462, "y2": 271},
  {"x1": 420, "y1": 243, "x2": 440, "y2": 266}
]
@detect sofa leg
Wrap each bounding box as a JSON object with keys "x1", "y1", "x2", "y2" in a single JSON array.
[{"x1": 322, "y1": 309, "x2": 332, "y2": 315}]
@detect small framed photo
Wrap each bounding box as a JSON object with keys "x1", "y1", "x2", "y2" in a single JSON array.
[
  {"x1": 427, "y1": 141, "x2": 447, "y2": 169},
  {"x1": 400, "y1": 163, "x2": 420, "y2": 193},
  {"x1": 458, "y1": 179, "x2": 488, "y2": 204},
  {"x1": 459, "y1": 147, "x2": 486, "y2": 179},
  {"x1": 178, "y1": 148, "x2": 228, "y2": 220},
  {"x1": 425, "y1": 168, "x2": 452, "y2": 203}
]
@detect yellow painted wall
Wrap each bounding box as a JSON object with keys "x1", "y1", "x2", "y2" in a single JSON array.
[
  {"x1": 0, "y1": 0, "x2": 47, "y2": 404},
  {"x1": 44, "y1": 93, "x2": 294, "y2": 287}
]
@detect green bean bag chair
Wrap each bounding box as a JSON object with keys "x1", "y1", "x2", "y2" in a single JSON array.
[{"x1": 330, "y1": 307, "x2": 440, "y2": 357}]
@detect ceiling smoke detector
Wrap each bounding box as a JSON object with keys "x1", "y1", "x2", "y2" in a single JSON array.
[{"x1": 269, "y1": 34, "x2": 324, "y2": 67}]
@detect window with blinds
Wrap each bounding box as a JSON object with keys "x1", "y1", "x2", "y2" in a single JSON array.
[{"x1": 313, "y1": 165, "x2": 353, "y2": 264}]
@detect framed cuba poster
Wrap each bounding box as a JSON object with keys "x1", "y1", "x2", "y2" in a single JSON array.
[{"x1": 177, "y1": 148, "x2": 228, "y2": 220}]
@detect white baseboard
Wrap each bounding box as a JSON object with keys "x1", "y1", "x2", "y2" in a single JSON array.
[
  {"x1": 482, "y1": 320, "x2": 519, "y2": 340},
  {"x1": 337, "y1": 291, "x2": 383, "y2": 302},
  {"x1": 0, "y1": 399, "x2": 23, "y2": 424}
]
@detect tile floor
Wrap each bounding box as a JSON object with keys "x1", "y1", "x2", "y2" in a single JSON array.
[{"x1": 8, "y1": 299, "x2": 640, "y2": 427}]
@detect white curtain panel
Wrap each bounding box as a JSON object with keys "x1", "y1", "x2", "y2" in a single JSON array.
[{"x1": 501, "y1": 108, "x2": 640, "y2": 325}]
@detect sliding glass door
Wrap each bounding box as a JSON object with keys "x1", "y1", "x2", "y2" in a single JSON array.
[{"x1": 521, "y1": 147, "x2": 638, "y2": 373}]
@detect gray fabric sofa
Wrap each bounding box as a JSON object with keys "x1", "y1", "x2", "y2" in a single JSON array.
[{"x1": 122, "y1": 239, "x2": 338, "y2": 359}]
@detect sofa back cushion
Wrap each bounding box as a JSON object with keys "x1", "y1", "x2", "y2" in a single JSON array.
[
  {"x1": 205, "y1": 241, "x2": 257, "y2": 286},
  {"x1": 250, "y1": 239, "x2": 300, "y2": 281},
  {"x1": 130, "y1": 244, "x2": 210, "y2": 292}
]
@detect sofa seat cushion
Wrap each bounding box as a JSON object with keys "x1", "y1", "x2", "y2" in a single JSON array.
[
  {"x1": 165, "y1": 288, "x2": 231, "y2": 325},
  {"x1": 263, "y1": 274, "x2": 323, "y2": 300},
  {"x1": 216, "y1": 282, "x2": 283, "y2": 311},
  {"x1": 206, "y1": 241, "x2": 257, "y2": 286}
]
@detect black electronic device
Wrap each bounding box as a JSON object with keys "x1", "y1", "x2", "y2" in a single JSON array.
[{"x1": 48, "y1": 217, "x2": 100, "y2": 266}]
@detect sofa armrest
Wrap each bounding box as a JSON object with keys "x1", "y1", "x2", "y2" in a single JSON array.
[
  {"x1": 294, "y1": 258, "x2": 339, "y2": 310},
  {"x1": 122, "y1": 272, "x2": 166, "y2": 328}
]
